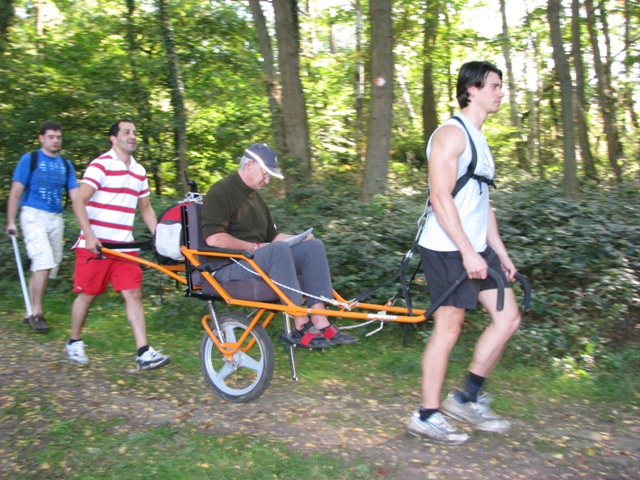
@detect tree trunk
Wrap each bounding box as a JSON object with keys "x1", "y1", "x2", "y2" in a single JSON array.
[
  {"x1": 125, "y1": 0, "x2": 157, "y2": 191},
  {"x1": 361, "y1": 0, "x2": 393, "y2": 202},
  {"x1": 524, "y1": 11, "x2": 543, "y2": 176},
  {"x1": 422, "y1": 0, "x2": 439, "y2": 147},
  {"x1": 273, "y1": 0, "x2": 312, "y2": 182},
  {"x1": 500, "y1": 0, "x2": 528, "y2": 171},
  {"x1": 248, "y1": 0, "x2": 286, "y2": 153},
  {"x1": 499, "y1": 0, "x2": 520, "y2": 131},
  {"x1": 0, "y1": 0, "x2": 15, "y2": 55},
  {"x1": 622, "y1": 0, "x2": 640, "y2": 169},
  {"x1": 548, "y1": 0, "x2": 580, "y2": 198},
  {"x1": 571, "y1": 0, "x2": 597, "y2": 180},
  {"x1": 396, "y1": 64, "x2": 417, "y2": 125},
  {"x1": 443, "y1": 9, "x2": 454, "y2": 119},
  {"x1": 156, "y1": 0, "x2": 188, "y2": 193},
  {"x1": 584, "y1": 0, "x2": 623, "y2": 182},
  {"x1": 354, "y1": 0, "x2": 365, "y2": 160}
]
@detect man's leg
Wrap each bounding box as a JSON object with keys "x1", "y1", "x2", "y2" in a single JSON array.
[
  {"x1": 469, "y1": 288, "x2": 521, "y2": 377},
  {"x1": 70, "y1": 293, "x2": 95, "y2": 340},
  {"x1": 440, "y1": 289, "x2": 520, "y2": 433},
  {"x1": 421, "y1": 306, "x2": 466, "y2": 408},
  {"x1": 407, "y1": 306, "x2": 469, "y2": 445},
  {"x1": 290, "y1": 240, "x2": 356, "y2": 344},
  {"x1": 28, "y1": 269, "x2": 50, "y2": 316},
  {"x1": 66, "y1": 292, "x2": 96, "y2": 364},
  {"x1": 121, "y1": 288, "x2": 147, "y2": 349},
  {"x1": 121, "y1": 288, "x2": 170, "y2": 371}
]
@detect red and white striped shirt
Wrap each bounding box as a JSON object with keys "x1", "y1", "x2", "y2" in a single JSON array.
[{"x1": 74, "y1": 149, "x2": 150, "y2": 251}]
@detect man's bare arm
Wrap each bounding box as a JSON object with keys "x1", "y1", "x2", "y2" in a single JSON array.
[
  {"x1": 138, "y1": 196, "x2": 157, "y2": 235},
  {"x1": 72, "y1": 183, "x2": 100, "y2": 253}
]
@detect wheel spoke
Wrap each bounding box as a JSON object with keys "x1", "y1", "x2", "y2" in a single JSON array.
[
  {"x1": 236, "y1": 351, "x2": 263, "y2": 373},
  {"x1": 215, "y1": 362, "x2": 236, "y2": 381},
  {"x1": 222, "y1": 324, "x2": 238, "y2": 343}
]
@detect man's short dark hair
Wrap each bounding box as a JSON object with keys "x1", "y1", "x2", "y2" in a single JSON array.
[
  {"x1": 456, "y1": 61, "x2": 503, "y2": 109},
  {"x1": 39, "y1": 120, "x2": 62, "y2": 135},
  {"x1": 108, "y1": 119, "x2": 134, "y2": 138}
]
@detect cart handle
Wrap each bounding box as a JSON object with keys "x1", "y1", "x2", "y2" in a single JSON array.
[{"x1": 423, "y1": 267, "x2": 505, "y2": 320}]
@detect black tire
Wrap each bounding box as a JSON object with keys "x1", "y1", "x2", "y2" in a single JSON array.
[{"x1": 200, "y1": 312, "x2": 275, "y2": 403}]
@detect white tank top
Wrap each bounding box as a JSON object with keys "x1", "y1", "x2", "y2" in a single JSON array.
[{"x1": 419, "y1": 113, "x2": 495, "y2": 252}]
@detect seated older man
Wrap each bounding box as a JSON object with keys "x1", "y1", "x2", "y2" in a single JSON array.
[{"x1": 201, "y1": 143, "x2": 357, "y2": 348}]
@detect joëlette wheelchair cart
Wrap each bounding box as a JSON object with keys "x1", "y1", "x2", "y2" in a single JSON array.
[{"x1": 99, "y1": 181, "x2": 531, "y2": 403}]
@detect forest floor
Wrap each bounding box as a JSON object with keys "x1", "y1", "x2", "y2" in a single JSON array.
[{"x1": 1, "y1": 325, "x2": 639, "y2": 480}]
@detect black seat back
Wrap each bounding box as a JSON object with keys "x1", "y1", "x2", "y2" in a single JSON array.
[{"x1": 184, "y1": 202, "x2": 281, "y2": 302}]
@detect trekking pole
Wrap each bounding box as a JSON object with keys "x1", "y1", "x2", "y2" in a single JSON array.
[{"x1": 8, "y1": 229, "x2": 33, "y2": 317}]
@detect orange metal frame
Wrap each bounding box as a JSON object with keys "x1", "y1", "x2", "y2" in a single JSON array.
[{"x1": 100, "y1": 245, "x2": 428, "y2": 360}]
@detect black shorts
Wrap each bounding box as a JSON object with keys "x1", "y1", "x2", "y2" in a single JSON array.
[{"x1": 420, "y1": 246, "x2": 510, "y2": 310}]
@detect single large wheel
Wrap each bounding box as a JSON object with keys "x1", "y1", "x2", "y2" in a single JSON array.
[{"x1": 200, "y1": 312, "x2": 275, "y2": 403}]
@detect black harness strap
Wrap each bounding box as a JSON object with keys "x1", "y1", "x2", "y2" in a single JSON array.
[{"x1": 100, "y1": 240, "x2": 152, "y2": 250}]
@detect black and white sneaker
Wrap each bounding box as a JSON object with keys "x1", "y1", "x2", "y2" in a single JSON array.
[{"x1": 136, "y1": 347, "x2": 171, "y2": 371}]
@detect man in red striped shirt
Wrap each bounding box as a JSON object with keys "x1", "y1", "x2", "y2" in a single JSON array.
[{"x1": 65, "y1": 119, "x2": 170, "y2": 371}]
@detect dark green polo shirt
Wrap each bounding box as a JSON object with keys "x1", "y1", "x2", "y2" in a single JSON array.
[{"x1": 201, "y1": 171, "x2": 278, "y2": 243}]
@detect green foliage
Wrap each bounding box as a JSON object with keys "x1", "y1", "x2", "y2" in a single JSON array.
[
  {"x1": 268, "y1": 173, "x2": 639, "y2": 372},
  {"x1": 484, "y1": 179, "x2": 639, "y2": 370}
]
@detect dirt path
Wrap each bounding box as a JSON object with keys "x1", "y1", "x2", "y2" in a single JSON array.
[{"x1": 1, "y1": 328, "x2": 638, "y2": 479}]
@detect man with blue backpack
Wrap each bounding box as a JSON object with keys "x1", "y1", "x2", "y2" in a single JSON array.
[{"x1": 6, "y1": 121, "x2": 78, "y2": 332}]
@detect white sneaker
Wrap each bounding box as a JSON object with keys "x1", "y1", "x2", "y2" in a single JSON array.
[
  {"x1": 135, "y1": 346, "x2": 171, "y2": 371},
  {"x1": 441, "y1": 391, "x2": 511, "y2": 433},
  {"x1": 66, "y1": 341, "x2": 89, "y2": 365},
  {"x1": 407, "y1": 411, "x2": 469, "y2": 445}
]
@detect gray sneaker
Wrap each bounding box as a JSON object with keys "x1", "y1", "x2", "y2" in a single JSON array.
[
  {"x1": 136, "y1": 347, "x2": 171, "y2": 371},
  {"x1": 407, "y1": 411, "x2": 469, "y2": 445},
  {"x1": 441, "y1": 391, "x2": 511, "y2": 433},
  {"x1": 29, "y1": 314, "x2": 50, "y2": 333}
]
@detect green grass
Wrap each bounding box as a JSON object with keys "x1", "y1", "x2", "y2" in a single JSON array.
[{"x1": 11, "y1": 418, "x2": 363, "y2": 480}]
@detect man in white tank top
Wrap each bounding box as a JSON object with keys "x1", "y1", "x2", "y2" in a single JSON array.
[{"x1": 407, "y1": 61, "x2": 521, "y2": 445}]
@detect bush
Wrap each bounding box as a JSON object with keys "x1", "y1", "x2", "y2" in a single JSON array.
[{"x1": 269, "y1": 173, "x2": 639, "y2": 371}]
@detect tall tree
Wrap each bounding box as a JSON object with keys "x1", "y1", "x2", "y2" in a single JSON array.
[
  {"x1": 248, "y1": 0, "x2": 286, "y2": 153},
  {"x1": 354, "y1": 0, "x2": 365, "y2": 158},
  {"x1": 361, "y1": 0, "x2": 393, "y2": 202},
  {"x1": 622, "y1": 0, "x2": 639, "y2": 168},
  {"x1": 570, "y1": 0, "x2": 597, "y2": 180},
  {"x1": 422, "y1": 0, "x2": 439, "y2": 146},
  {"x1": 125, "y1": 0, "x2": 158, "y2": 191},
  {"x1": 548, "y1": 0, "x2": 580, "y2": 198},
  {"x1": 0, "y1": 0, "x2": 15, "y2": 55},
  {"x1": 157, "y1": 0, "x2": 188, "y2": 193},
  {"x1": 273, "y1": 0, "x2": 312, "y2": 181},
  {"x1": 499, "y1": 0, "x2": 528, "y2": 170},
  {"x1": 584, "y1": 0, "x2": 622, "y2": 182}
]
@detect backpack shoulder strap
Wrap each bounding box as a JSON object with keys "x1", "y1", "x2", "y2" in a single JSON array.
[
  {"x1": 30, "y1": 150, "x2": 38, "y2": 172},
  {"x1": 449, "y1": 116, "x2": 478, "y2": 198}
]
